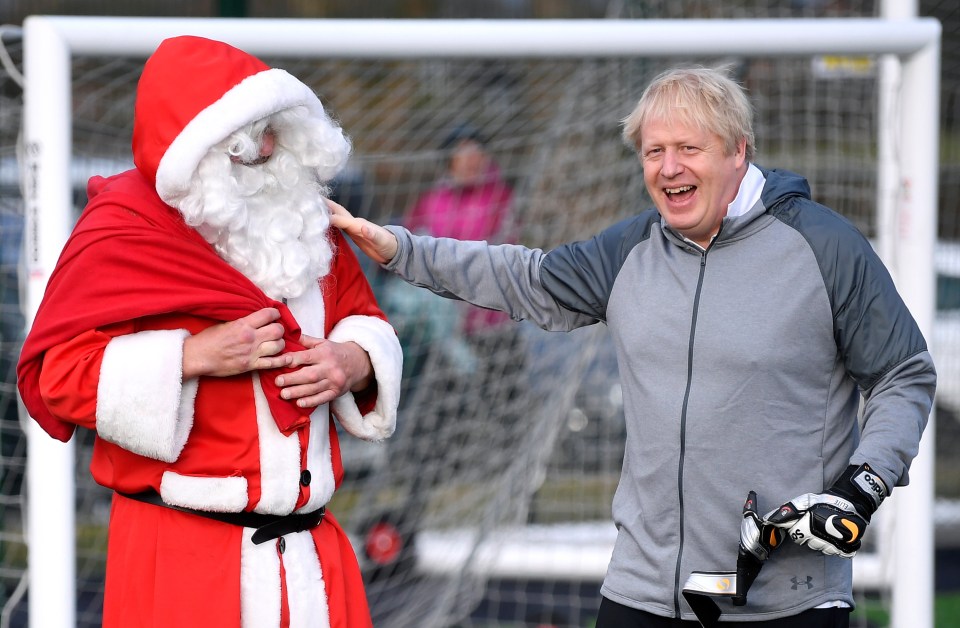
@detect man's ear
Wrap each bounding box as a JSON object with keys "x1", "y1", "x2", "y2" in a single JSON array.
[{"x1": 734, "y1": 138, "x2": 748, "y2": 167}]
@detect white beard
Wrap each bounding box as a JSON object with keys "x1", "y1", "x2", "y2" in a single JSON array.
[{"x1": 180, "y1": 143, "x2": 335, "y2": 300}]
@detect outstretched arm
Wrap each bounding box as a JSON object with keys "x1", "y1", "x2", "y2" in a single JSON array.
[
  {"x1": 326, "y1": 198, "x2": 399, "y2": 264},
  {"x1": 329, "y1": 197, "x2": 597, "y2": 332}
]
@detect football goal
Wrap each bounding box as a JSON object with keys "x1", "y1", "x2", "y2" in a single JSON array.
[{"x1": 17, "y1": 14, "x2": 940, "y2": 628}]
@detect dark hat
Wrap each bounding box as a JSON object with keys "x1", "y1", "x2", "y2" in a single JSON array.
[{"x1": 440, "y1": 122, "x2": 486, "y2": 150}]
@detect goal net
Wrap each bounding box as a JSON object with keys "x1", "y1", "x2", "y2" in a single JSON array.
[{"x1": 7, "y1": 15, "x2": 941, "y2": 628}]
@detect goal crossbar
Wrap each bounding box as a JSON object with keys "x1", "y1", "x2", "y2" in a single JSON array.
[
  {"x1": 20, "y1": 15, "x2": 941, "y2": 628},
  {"x1": 25, "y1": 16, "x2": 942, "y2": 58}
]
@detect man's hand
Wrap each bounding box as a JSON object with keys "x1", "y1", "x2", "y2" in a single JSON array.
[
  {"x1": 325, "y1": 198, "x2": 399, "y2": 264},
  {"x1": 735, "y1": 491, "x2": 783, "y2": 605},
  {"x1": 183, "y1": 307, "x2": 291, "y2": 378},
  {"x1": 740, "y1": 491, "x2": 783, "y2": 564},
  {"x1": 764, "y1": 463, "x2": 887, "y2": 559},
  {"x1": 274, "y1": 335, "x2": 373, "y2": 408},
  {"x1": 681, "y1": 491, "x2": 782, "y2": 624}
]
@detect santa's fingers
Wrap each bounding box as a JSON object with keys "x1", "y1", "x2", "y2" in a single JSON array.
[
  {"x1": 278, "y1": 380, "x2": 340, "y2": 408},
  {"x1": 252, "y1": 321, "x2": 287, "y2": 349},
  {"x1": 239, "y1": 326, "x2": 287, "y2": 371},
  {"x1": 275, "y1": 362, "x2": 345, "y2": 387},
  {"x1": 251, "y1": 339, "x2": 290, "y2": 371},
  {"x1": 185, "y1": 315, "x2": 285, "y2": 377},
  {"x1": 242, "y1": 306, "x2": 282, "y2": 328}
]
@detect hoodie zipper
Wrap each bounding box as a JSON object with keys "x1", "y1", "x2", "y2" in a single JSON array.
[{"x1": 672, "y1": 230, "x2": 718, "y2": 617}]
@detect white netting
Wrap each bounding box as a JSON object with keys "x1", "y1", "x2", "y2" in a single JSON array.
[{"x1": 1, "y1": 8, "x2": 958, "y2": 627}]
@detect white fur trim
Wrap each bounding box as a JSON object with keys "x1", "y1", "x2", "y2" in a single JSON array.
[
  {"x1": 285, "y1": 532, "x2": 330, "y2": 627},
  {"x1": 328, "y1": 315, "x2": 402, "y2": 442},
  {"x1": 156, "y1": 68, "x2": 331, "y2": 204},
  {"x1": 285, "y1": 286, "x2": 325, "y2": 338},
  {"x1": 97, "y1": 329, "x2": 195, "y2": 462},
  {"x1": 299, "y1": 407, "x2": 335, "y2": 513},
  {"x1": 240, "y1": 529, "x2": 330, "y2": 628},
  {"x1": 252, "y1": 375, "x2": 301, "y2": 515},
  {"x1": 159, "y1": 471, "x2": 248, "y2": 512},
  {"x1": 285, "y1": 286, "x2": 342, "y2": 510},
  {"x1": 241, "y1": 527, "x2": 282, "y2": 628}
]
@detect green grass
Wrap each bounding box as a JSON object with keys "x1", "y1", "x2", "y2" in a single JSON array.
[
  {"x1": 938, "y1": 594, "x2": 960, "y2": 628},
  {"x1": 850, "y1": 591, "x2": 960, "y2": 628}
]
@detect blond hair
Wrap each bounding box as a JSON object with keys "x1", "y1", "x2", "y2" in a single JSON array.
[{"x1": 621, "y1": 66, "x2": 755, "y2": 161}]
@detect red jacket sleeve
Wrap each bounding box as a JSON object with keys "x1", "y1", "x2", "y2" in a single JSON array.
[{"x1": 37, "y1": 322, "x2": 140, "y2": 431}]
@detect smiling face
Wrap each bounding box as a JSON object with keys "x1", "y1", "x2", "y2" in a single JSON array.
[{"x1": 639, "y1": 116, "x2": 747, "y2": 248}]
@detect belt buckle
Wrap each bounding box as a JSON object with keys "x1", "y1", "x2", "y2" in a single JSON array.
[{"x1": 251, "y1": 506, "x2": 326, "y2": 545}]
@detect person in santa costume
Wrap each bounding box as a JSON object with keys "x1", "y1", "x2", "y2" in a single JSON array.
[{"x1": 17, "y1": 35, "x2": 402, "y2": 628}]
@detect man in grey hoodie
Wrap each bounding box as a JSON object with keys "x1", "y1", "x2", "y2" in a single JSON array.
[{"x1": 330, "y1": 66, "x2": 936, "y2": 627}]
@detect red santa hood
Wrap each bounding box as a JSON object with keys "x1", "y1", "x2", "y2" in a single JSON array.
[{"x1": 132, "y1": 35, "x2": 336, "y2": 205}]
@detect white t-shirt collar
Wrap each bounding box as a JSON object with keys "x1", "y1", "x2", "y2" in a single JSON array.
[{"x1": 725, "y1": 163, "x2": 765, "y2": 219}]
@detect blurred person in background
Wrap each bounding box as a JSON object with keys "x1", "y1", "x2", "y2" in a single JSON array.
[
  {"x1": 405, "y1": 122, "x2": 514, "y2": 258},
  {"x1": 405, "y1": 121, "x2": 515, "y2": 335},
  {"x1": 402, "y1": 120, "x2": 525, "y2": 389},
  {"x1": 386, "y1": 122, "x2": 519, "y2": 380},
  {"x1": 17, "y1": 36, "x2": 401, "y2": 628},
  {"x1": 329, "y1": 66, "x2": 936, "y2": 627}
]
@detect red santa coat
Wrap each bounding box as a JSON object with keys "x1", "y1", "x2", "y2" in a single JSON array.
[{"x1": 18, "y1": 169, "x2": 402, "y2": 627}]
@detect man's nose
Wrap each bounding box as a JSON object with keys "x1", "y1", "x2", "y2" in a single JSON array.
[
  {"x1": 660, "y1": 149, "x2": 683, "y2": 177},
  {"x1": 259, "y1": 129, "x2": 276, "y2": 158}
]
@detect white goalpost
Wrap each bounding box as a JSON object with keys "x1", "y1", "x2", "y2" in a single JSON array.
[{"x1": 20, "y1": 14, "x2": 940, "y2": 628}]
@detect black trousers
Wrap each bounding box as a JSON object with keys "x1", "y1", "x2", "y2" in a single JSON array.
[{"x1": 596, "y1": 596, "x2": 851, "y2": 628}]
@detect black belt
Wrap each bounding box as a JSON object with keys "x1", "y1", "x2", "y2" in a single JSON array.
[{"x1": 119, "y1": 489, "x2": 325, "y2": 545}]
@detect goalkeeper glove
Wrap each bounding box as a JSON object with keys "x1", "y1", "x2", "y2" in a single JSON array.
[
  {"x1": 764, "y1": 462, "x2": 887, "y2": 558},
  {"x1": 734, "y1": 491, "x2": 784, "y2": 605},
  {"x1": 682, "y1": 491, "x2": 782, "y2": 625}
]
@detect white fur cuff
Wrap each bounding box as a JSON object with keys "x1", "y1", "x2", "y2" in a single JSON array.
[
  {"x1": 328, "y1": 315, "x2": 402, "y2": 442},
  {"x1": 160, "y1": 471, "x2": 249, "y2": 512},
  {"x1": 97, "y1": 329, "x2": 196, "y2": 462}
]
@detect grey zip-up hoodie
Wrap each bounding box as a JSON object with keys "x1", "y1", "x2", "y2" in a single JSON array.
[{"x1": 383, "y1": 165, "x2": 936, "y2": 621}]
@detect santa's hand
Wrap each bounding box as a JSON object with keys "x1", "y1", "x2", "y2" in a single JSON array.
[
  {"x1": 275, "y1": 335, "x2": 373, "y2": 408},
  {"x1": 325, "y1": 198, "x2": 399, "y2": 264},
  {"x1": 183, "y1": 307, "x2": 290, "y2": 378}
]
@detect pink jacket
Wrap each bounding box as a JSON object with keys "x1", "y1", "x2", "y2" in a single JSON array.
[
  {"x1": 406, "y1": 165, "x2": 513, "y2": 242},
  {"x1": 405, "y1": 165, "x2": 514, "y2": 334}
]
